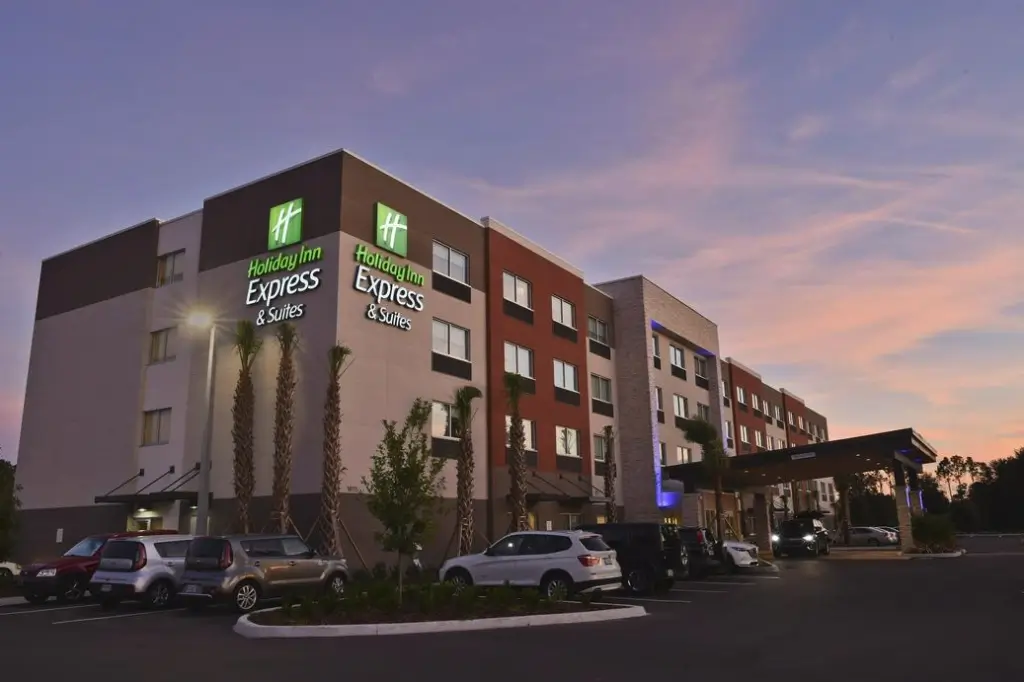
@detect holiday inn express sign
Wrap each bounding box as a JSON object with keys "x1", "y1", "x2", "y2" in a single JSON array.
[
  {"x1": 245, "y1": 198, "x2": 324, "y2": 326},
  {"x1": 352, "y1": 203, "x2": 424, "y2": 331}
]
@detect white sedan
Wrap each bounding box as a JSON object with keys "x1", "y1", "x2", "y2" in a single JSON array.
[
  {"x1": 440, "y1": 530, "x2": 622, "y2": 599},
  {"x1": 721, "y1": 540, "x2": 761, "y2": 570}
]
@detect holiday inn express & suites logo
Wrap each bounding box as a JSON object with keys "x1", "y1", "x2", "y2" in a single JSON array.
[
  {"x1": 268, "y1": 198, "x2": 304, "y2": 250},
  {"x1": 375, "y1": 202, "x2": 408, "y2": 257}
]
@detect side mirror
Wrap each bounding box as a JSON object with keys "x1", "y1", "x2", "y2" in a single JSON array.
[{"x1": 482, "y1": 547, "x2": 494, "y2": 557}]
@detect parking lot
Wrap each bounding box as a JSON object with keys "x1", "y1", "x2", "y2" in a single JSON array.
[{"x1": 3, "y1": 555, "x2": 1022, "y2": 681}]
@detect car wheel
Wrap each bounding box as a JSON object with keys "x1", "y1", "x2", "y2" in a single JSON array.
[
  {"x1": 0, "y1": 567, "x2": 12, "y2": 579},
  {"x1": 724, "y1": 553, "x2": 738, "y2": 573},
  {"x1": 444, "y1": 568, "x2": 473, "y2": 588},
  {"x1": 144, "y1": 580, "x2": 173, "y2": 609},
  {"x1": 56, "y1": 575, "x2": 86, "y2": 603},
  {"x1": 24, "y1": 593, "x2": 48, "y2": 605},
  {"x1": 324, "y1": 572, "x2": 346, "y2": 596},
  {"x1": 540, "y1": 571, "x2": 573, "y2": 600},
  {"x1": 232, "y1": 580, "x2": 261, "y2": 613},
  {"x1": 624, "y1": 568, "x2": 654, "y2": 595},
  {"x1": 822, "y1": 542, "x2": 831, "y2": 556}
]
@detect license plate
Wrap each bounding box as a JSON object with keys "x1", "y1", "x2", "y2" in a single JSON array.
[
  {"x1": 100, "y1": 584, "x2": 112, "y2": 592},
  {"x1": 183, "y1": 584, "x2": 200, "y2": 594},
  {"x1": 666, "y1": 569, "x2": 674, "y2": 577}
]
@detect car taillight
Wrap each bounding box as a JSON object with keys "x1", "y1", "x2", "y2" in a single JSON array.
[
  {"x1": 577, "y1": 555, "x2": 601, "y2": 567},
  {"x1": 132, "y1": 544, "x2": 148, "y2": 571},
  {"x1": 218, "y1": 543, "x2": 233, "y2": 570},
  {"x1": 696, "y1": 530, "x2": 705, "y2": 543}
]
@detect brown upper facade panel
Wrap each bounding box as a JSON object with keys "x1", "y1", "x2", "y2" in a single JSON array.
[
  {"x1": 583, "y1": 285, "x2": 616, "y2": 349},
  {"x1": 35, "y1": 219, "x2": 160, "y2": 321},
  {"x1": 199, "y1": 152, "x2": 344, "y2": 273},
  {"x1": 340, "y1": 153, "x2": 486, "y2": 291}
]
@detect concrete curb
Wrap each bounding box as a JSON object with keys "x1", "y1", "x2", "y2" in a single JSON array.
[
  {"x1": 904, "y1": 549, "x2": 966, "y2": 559},
  {"x1": 233, "y1": 603, "x2": 648, "y2": 639},
  {"x1": 0, "y1": 596, "x2": 26, "y2": 607}
]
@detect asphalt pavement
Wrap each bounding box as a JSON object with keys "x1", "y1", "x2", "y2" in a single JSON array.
[{"x1": 2, "y1": 555, "x2": 1022, "y2": 681}]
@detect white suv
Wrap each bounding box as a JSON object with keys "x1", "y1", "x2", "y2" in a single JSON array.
[{"x1": 439, "y1": 530, "x2": 622, "y2": 598}]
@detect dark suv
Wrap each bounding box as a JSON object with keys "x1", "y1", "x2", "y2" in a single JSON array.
[
  {"x1": 772, "y1": 518, "x2": 831, "y2": 557},
  {"x1": 575, "y1": 522, "x2": 688, "y2": 595},
  {"x1": 16, "y1": 530, "x2": 178, "y2": 604},
  {"x1": 677, "y1": 526, "x2": 720, "y2": 578}
]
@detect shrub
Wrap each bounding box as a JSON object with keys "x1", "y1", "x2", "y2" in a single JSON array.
[
  {"x1": 911, "y1": 513, "x2": 957, "y2": 552},
  {"x1": 484, "y1": 582, "x2": 518, "y2": 610}
]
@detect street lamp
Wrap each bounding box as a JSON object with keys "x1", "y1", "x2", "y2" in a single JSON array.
[{"x1": 186, "y1": 309, "x2": 217, "y2": 535}]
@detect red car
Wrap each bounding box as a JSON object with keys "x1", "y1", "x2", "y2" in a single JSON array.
[{"x1": 16, "y1": 531, "x2": 178, "y2": 604}]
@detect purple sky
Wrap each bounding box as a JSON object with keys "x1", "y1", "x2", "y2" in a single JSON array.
[{"x1": 2, "y1": 1, "x2": 1022, "y2": 464}]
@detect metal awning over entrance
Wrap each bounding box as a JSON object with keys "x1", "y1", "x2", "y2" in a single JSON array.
[
  {"x1": 663, "y1": 428, "x2": 939, "y2": 489},
  {"x1": 94, "y1": 463, "x2": 210, "y2": 506}
]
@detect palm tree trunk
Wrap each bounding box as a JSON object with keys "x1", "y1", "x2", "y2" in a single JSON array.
[
  {"x1": 319, "y1": 345, "x2": 349, "y2": 556},
  {"x1": 507, "y1": 415, "x2": 528, "y2": 532},
  {"x1": 603, "y1": 428, "x2": 618, "y2": 523},
  {"x1": 231, "y1": 322, "x2": 262, "y2": 535},
  {"x1": 713, "y1": 476, "x2": 725, "y2": 556},
  {"x1": 272, "y1": 324, "x2": 297, "y2": 533},
  {"x1": 456, "y1": 429, "x2": 475, "y2": 555}
]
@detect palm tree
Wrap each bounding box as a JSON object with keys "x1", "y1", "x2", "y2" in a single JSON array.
[
  {"x1": 679, "y1": 416, "x2": 728, "y2": 556},
  {"x1": 231, "y1": 321, "x2": 262, "y2": 534},
  {"x1": 453, "y1": 385, "x2": 483, "y2": 555},
  {"x1": 602, "y1": 425, "x2": 618, "y2": 522},
  {"x1": 319, "y1": 344, "x2": 351, "y2": 556},
  {"x1": 271, "y1": 322, "x2": 298, "y2": 533},
  {"x1": 832, "y1": 473, "x2": 853, "y2": 544},
  {"x1": 504, "y1": 372, "x2": 529, "y2": 532}
]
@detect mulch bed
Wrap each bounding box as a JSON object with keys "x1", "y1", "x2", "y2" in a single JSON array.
[{"x1": 249, "y1": 599, "x2": 620, "y2": 627}]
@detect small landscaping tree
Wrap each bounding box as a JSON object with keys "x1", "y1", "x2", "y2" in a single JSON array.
[
  {"x1": 362, "y1": 399, "x2": 446, "y2": 598},
  {"x1": 0, "y1": 457, "x2": 20, "y2": 561},
  {"x1": 679, "y1": 416, "x2": 729, "y2": 556}
]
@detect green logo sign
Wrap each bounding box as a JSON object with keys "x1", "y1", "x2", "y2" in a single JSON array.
[
  {"x1": 375, "y1": 203, "x2": 408, "y2": 257},
  {"x1": 268, "y1": 199, "x2": 304, "y2": 250}
]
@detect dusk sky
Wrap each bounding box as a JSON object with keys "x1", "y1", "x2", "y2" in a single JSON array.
[{"x1": 1, "y1": 1, "x2": 1022, "y2": 464}]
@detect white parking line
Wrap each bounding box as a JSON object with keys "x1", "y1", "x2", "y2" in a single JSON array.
[
  {"x1": 604, "y1": 596, "x2": 692, "y2": 604},
  {"x1": 671, "y1": 588, "x2": 726, "y2": 593},
  {"x1": 0, "y1": 604, "x2": 93, "y2": 617},
  {"x1": 53, "y1": 608, "x2": 184, "y2": 625}
]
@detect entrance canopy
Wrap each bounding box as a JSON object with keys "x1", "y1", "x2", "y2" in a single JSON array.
[{"x1": 663, "y1": 428, "x2": 938, "y2": 490}]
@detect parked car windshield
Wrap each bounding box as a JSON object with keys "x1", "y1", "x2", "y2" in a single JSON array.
[
  {"x1": 102, "y1": 541, "x2": 140, "y2": 559},
  {"x1": 579, "y1": 535, "x2": 611, "y2": 552},
  {"x1": 780, "y1": 520, "x2": 812, "y2": 537},
  {"x1": 63, "y1": 536, "x2": 105, "y2": 557}
]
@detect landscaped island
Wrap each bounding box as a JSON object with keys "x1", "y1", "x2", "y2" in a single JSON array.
[{"x1": 248, "y1": 581, "x2": 620, "y2": 627}]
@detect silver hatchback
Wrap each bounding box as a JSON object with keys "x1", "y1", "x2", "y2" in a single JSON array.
[
  {"x1": 178, "y1": 534, "x2": 349, "y2": 613},
  {"x1": 89, "y1": 534, "x2": 193, "y2": 609}
]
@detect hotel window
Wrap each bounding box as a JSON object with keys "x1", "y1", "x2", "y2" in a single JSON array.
[
  {"x1": 141, "y1": 408, "x2": 172, "y2": 446},
  {"x1": 828, "y1": 482, "x2": 836, "y2": 502},
  {"x1": 431, "y1": 401, "x2": 460, "y2": 439},
  {"x1": 652, "y1": 334, "x2": 661, "y2": 358},
  {"x1": 155, "y1": 250, "x2": 185, "y2": 287},
  {"x1": 593, "y1": 434, "x2": 608, "y2": 462},
  {"x1": 725, "y1": 420, "x2": 734, "y2": 439},
  {"x1": 669, "y1": 345, "x2": 685, "y2": 369},
  {"x1": 810, "y1": 424, "x2": 818, "y2": 438},
  {"x1": 555, "y1": 426, "x2": 580, "y2": 457},
  {"x1": 798, "y1": 416, "x2": 805, "y2": 430},
  {"x1": 551, "y1": 296, "x2": 576, "y2": 328},
  {"x1": 673, "y1": 394, "x2": 689, "y2": 418},
  {"x1": 677, "y1": 446, "x2": 693, "y2": 464},
  {"x1": 696, "y1": 403, "x2": 710, "y2": 421},
  {"x1": 655, "y1": 386, "x2": 664, "y2": 411},
  {"x1": 788, "y1": 411, "x2": 795, "y2": 425},
  {"x1": 554, "y1": 359, "x2": 579, "y2": 392},
  {"x1": 693, "y1": 355, "x2": 709, "y2": 379},
  {"x1": 432, "y1": 241, "x2": 469, "y2": 284},
  {"x1": 774, "y1": 404, "x2": 782, "y2": 420},
  {"x1": 754, "y1": 430, "x2": 764, "y2": 447},
  {"x1": 503, "y1": 342, "x2": 534, "y2": 378},
  {"x1": 739, "y1": 424, "x2": 749, "y2": 444},
  {"x1": 590, "y1": 374, "x2": 612, "y2": 402},
  {"x1": 736, "y1": 386, "x2": 746, "y2": 404},
  {"x1": 659, "y1": 442, "x2": 667, "y2": 466},
  {"x1": 148, "y1": 328, "x2": 176, "y2": 364},
  {"x1": 431, "y1": 319, "x2": 469, "y2": 361},
  {"x1": 502, "y1": 272, "x2": 532, "y2": 308},
  {"x1": 505, "y1": 416, "x2": 537, "y2": 451},
  {"x1": 588, "y1": 316, "x2": 609, "y2": 344},
  {"x1": 821, "y1": 428, "x2": 828, "y2": 440},
  {"x1": 751, "y1": 394, "x2": 760, "y2": 411},
  {"x1": 767, "y1": 436, "x2": 775, "y2": 450}
]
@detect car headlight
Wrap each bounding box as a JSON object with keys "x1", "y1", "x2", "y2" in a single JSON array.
[
  {"x1": 802, "y1": 534, "x2": 814, "y2": 542},
  {"x1": 36, "y1": 568, "x2": 57, "y2": 578},
  {"x1": 770, "y1": 534, "x2": 780, "y2": 543}
]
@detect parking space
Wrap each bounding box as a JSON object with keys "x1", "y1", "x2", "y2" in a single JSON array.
[{"x1": 3, "y1": 557, "x2": 1023, "y2": 681}]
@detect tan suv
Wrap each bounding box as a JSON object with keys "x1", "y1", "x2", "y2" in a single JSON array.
[{"x1": 178, "y1": 534, "x2": 348, "y2": 613}]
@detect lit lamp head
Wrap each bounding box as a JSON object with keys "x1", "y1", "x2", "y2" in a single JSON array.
[{"x1": 186, "y1": 310, "x2": 214, "y2": 329}]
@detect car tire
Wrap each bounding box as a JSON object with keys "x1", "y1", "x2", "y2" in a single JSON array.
[
  {"x1": 324, "y1": 572, "x2": 346, "y2": 597},
  {"x1": 822, "y1": 542, "x2": 831, "y2": 556},
  {"x1": 624, "y1": 567, "x2": 655, "y2": 596},
  {"x1": 144, "y1": 580, "x2": 174, "y2": 609},
  {"x1": 443, "y1": 568, "x2": 473, "y2": 588},
  {"x1": 724, "y1": 553, "x2": 738, "y2": 573},
  {"x1": 539, "y1": 571, "x2": 574, "y2": 600},
  {"x1": 0, "y1": 567, "x2": 12, "y2": 579},
  {"x1": 232, "y1": 580, "x2": 261, "y2": 614},
  {"x1": 56, "y1": 575, "x2": 87, "y2": 604},
  {"x1": 24, "y1": 593, "x2": 48, "y2": 605}
]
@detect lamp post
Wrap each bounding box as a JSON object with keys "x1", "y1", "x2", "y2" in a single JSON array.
[{"x1": 187, "y1": 310, "x2": 217, "y2": 535}]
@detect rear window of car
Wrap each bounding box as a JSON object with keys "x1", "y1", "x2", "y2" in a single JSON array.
[
  {"x1": 781, "y1": 520, "x2": 812, "y2": 535},
  {"x1": 154, "y1": 540, "x2": 190, "y2": 558},
  {"x1": 188, "y1": 538, "x2": 229, "y2": 558},
  {"x1": 102, "y1": 541, "x2": 141, "y2": 559},
  {"x1": 580, "y1": 535, "x2": 611, "y2": 552}
]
